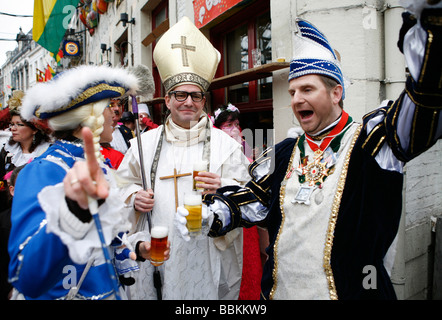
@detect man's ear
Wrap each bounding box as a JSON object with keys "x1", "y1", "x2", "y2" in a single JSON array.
[
  {"x1": 164, "y1": 94, "x2": 172, "y2": 111},
  {"x1": 331, "y1": 85, "x2": 343, "y2": 105}
]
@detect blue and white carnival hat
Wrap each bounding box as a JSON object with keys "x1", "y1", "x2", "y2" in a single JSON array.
[
  {"x1": 21, "y1": 65, "x2": 139, "y2": 121},
  {"x1": 289, "y1": 19, "x2": 346, "y2": 99}
]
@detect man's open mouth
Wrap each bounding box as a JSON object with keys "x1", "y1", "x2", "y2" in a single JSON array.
[{"x1": 299, "y1": 110, "x2": 314, "y2": 120}]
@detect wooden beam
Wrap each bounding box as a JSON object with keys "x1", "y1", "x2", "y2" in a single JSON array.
[
  {"x1": 208, "y1": 62, "x2": 289, "y2": 91},
  {"x1": 140, "y1": 97, "x2": 165, "y2": 105},
  {"x1": 142, "y1": 19, "x2": 170, "y2": 47}
]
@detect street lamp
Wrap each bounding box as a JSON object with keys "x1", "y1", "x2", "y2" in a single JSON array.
[{"x1": 118, "y1": 13, "x2": 135, "y2": 27}]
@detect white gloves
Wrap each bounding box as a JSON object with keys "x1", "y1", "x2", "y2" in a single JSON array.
[
  {"x1": 174, "y1": 205, "x2": 211, "y2": 242},
  {"x1": 174, "y1": 206, "x2": 191, "y2": 241}
]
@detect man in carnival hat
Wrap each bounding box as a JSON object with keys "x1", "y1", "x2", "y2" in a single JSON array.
[
  {"x1": 8, "y1": 65, "x2": 164, "y2": 300},
  {"x1": 117, "y1": 16, "x2": 250, "y2": 300},
  {"x1": 177, "y1": 0, "x2": 442, "y2": 299}
]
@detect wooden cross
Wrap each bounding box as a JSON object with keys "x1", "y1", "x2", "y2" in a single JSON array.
[
  {"x1": 159, "y1": 168, "x2": 192, "y2": 210},
  {"x1": 171, "y1": 36, "x2": 196, "y2": 67}
]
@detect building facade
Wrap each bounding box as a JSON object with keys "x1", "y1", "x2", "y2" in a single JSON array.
[
  {"x1": 1, "y1": 0, "x2": 440, "y2": 299},
  {"x1": 0, "y1": 29, "x2": 55, "y2": 108}
]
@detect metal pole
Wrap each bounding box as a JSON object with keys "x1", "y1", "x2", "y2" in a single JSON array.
[
  {"x1": 89, "y1": 198, "x2": 121, "y2": 300},
  {"x1": 132, "y1": 97, "x2": 151, "y2": 231},
  {"x1": 131, "y1": 96, "x2": 162, "y2": 300}
]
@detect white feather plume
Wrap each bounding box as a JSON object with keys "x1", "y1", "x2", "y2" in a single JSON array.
[
  {"x1": 21, "y1": 65, "x2": 139, "y2": 121},
  {"x1": 128, "y1": 64, "x2": 155, "y2": 97}
]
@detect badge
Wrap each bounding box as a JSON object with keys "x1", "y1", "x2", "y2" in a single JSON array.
[{"x1": 292, "y1": 185, "x2": 317, "y2": 205}]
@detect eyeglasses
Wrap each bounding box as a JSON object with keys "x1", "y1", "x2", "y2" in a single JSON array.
[
  {"x1": 220, "y1": 121, "x2": 240, "y2": 130},
  {"x1": 9, "y1": 122, "x2": 26, "y2": 128},
  {"x1": 169, "y1": 91, "x2": 205, "y2": 102}
]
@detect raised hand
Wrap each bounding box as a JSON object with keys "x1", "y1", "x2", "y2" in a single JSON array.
[{"x1": 63, "y1": 127, "x2": 109, "y2": 209}]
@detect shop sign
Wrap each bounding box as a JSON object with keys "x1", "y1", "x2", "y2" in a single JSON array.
[{"x1": 193, "y1": 0, "x2": 243, "y2": 28}]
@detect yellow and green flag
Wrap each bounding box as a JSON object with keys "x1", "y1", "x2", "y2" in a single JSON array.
[{"x1": 33, "y1": 0, "x2": 80, "y2": 54}]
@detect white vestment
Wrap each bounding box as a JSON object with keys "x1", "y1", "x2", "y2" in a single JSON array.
[{"x1": 117, "y1": 117, "x2": 250, "y2": 299}]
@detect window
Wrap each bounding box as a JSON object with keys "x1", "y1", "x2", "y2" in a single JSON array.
[
  {"x1": 152, "y1": 0, "x2": 168, "y2": 99},
  {"x1": 150, "y1": 0, "x2": 169, "y2": 125},
  {"x1": 210, "y1": 0, "x2": 273, "y2": 159},
  {"x1": 114, "y1": 30, "x2": 129, "y2": 67},
  {"x1": 225, "y1": 23, "x2": 249, "y2": 103},
  {"x1": 211, "y1": 0, "x2": 272, "y2": 111},
  {"x1": 256, "y1": 12, "x2": 272, "y2": 100},
  {"x1": 224, "y1": 11, "x2": 272, "y2": 104}
]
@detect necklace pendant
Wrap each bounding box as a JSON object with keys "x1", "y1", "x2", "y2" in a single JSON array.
[
  {"x1": 292, "y1": 185, "x2": 317, "y2": 205},
  {"x1": 304, "y1": 160, "x2": 329, "y2": 186}
]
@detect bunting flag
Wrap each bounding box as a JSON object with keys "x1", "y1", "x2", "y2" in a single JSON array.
[
  {"x1": 55, "y1": 49, "x2": 64, "y2": 64},
  {"x1": 44, "y1": 67, "x2": 53, "y2": 81},
  {"x1": 33, "y1": 0, "x2": 80, "y2": 54},
  {"x1": 50, "y1": 49, "x2": 64, "y2": 65},
  {"x1": 36, "y1": 68, "x2": 45, "y2": 82},
  {"x1": 47, "y1": 64, "x2": 55, "y2": 77}
]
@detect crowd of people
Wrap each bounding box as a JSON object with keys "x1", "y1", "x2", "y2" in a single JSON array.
[{"x1": 0, "y1": 0, "x2": 441, "y2": 300}]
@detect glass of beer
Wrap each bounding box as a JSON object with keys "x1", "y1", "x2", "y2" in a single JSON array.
[
  {"x1": 150, "y1": 225, "x2": 168, "y2": 266},
  {"x1": 193, "y1": 161, "x2": 208, "y2": 191},
  {"x1": 183, "y1": 191, "x2": 203, "y2": 237}
]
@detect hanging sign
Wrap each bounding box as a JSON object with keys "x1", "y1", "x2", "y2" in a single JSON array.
[
  {"x1": 63, "y1": 40, "x2": 80, "y2": 57},
  {"x1": 193, "y1": 0, "x2": 243, "y2": 28}
]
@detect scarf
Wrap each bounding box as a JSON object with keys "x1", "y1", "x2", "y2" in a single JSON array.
[{"x1": 164, "y1": 112, "x2": 208, "y2": 146}]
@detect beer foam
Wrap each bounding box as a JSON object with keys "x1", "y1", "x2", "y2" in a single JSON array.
[
  {"x1": 193, "y1": 161, "x2": 208, "y2": 171},
  {"x1": 184, "y1": 193, "x2": 202, "y2": 206},
  {"x1": 151, "y1": 226, "x2": 168, "y2": 238}
]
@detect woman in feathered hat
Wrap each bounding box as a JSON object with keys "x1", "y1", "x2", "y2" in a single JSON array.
[
  {"x1": 7, "y1": 65, "x2": 163, "y2": 300},
  {"x1": 0, "y1": 91, "x2": 52, "y2": 212}
]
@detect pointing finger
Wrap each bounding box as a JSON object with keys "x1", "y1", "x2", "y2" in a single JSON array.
[{"x1": 81, "y1": 127, "x2": 100, "y2": 179}]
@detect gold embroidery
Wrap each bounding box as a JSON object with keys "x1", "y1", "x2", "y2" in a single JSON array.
[
  {"x1": 233, "y1": 189, "x2": 267, "y2": 206},
  {"x1": 419, "y1": 30, "x2": 433, "y2": 86},
  {"x1": 389, "y1": 95, "x2": 401, "y2": 127},
  {"x1": 250, "y1": 159, "x2": 269, "y2": 175},
  {"x1": 425, "y1": 15, "x2": 442, "y2": 26},
  {"x1": 405, "y1": 87, "x2": 442, "y2": 108},
  {"x1": 171, "y1": 36, "x2": 196, "y2": 67},
  {"x1": 362, "y1": 109, "x2": 380, "y2": 131},
  {"x1": 322, "y1": 124, "x2": 362, "y2": 300},
  {"x1": 163, "y1": 72, "x2": 210, "y2": 92},
  {"x1": 371, "y1": 136, "x2": 386, "y2": 157},
  {"x1": 361, "y1": 122, "x2": 382, "y2": 150},
  {"x1": 386, "y1": 98, "x2": 402, "y2": 148},
  {"x1": 35, "y1": 83, "x2": 126, "y2": 117}
]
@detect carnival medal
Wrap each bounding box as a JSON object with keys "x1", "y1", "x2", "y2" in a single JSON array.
[{"x1": 292, "y1": 111, "x2": 351, "y2": 205}]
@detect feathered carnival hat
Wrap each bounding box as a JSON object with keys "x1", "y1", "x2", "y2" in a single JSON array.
[
  {"x1": 153, "y1": 16, "x2": 221, "y2": 92},
  {"x1": 21, "y1": 65, "x2": 139, "y2": 121},
  {"x1": 7, "y1": 90, "x2": 25, "y2": 116},
  {"x1": 289, "y1": 19, "x2": 346, "y2": 99},
  {"x1": 128, "y1": 64, "x2": 155, "y2": 97},
  {"x1": 6, "y1": 90, "x2": 51, "y2": 134}
]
